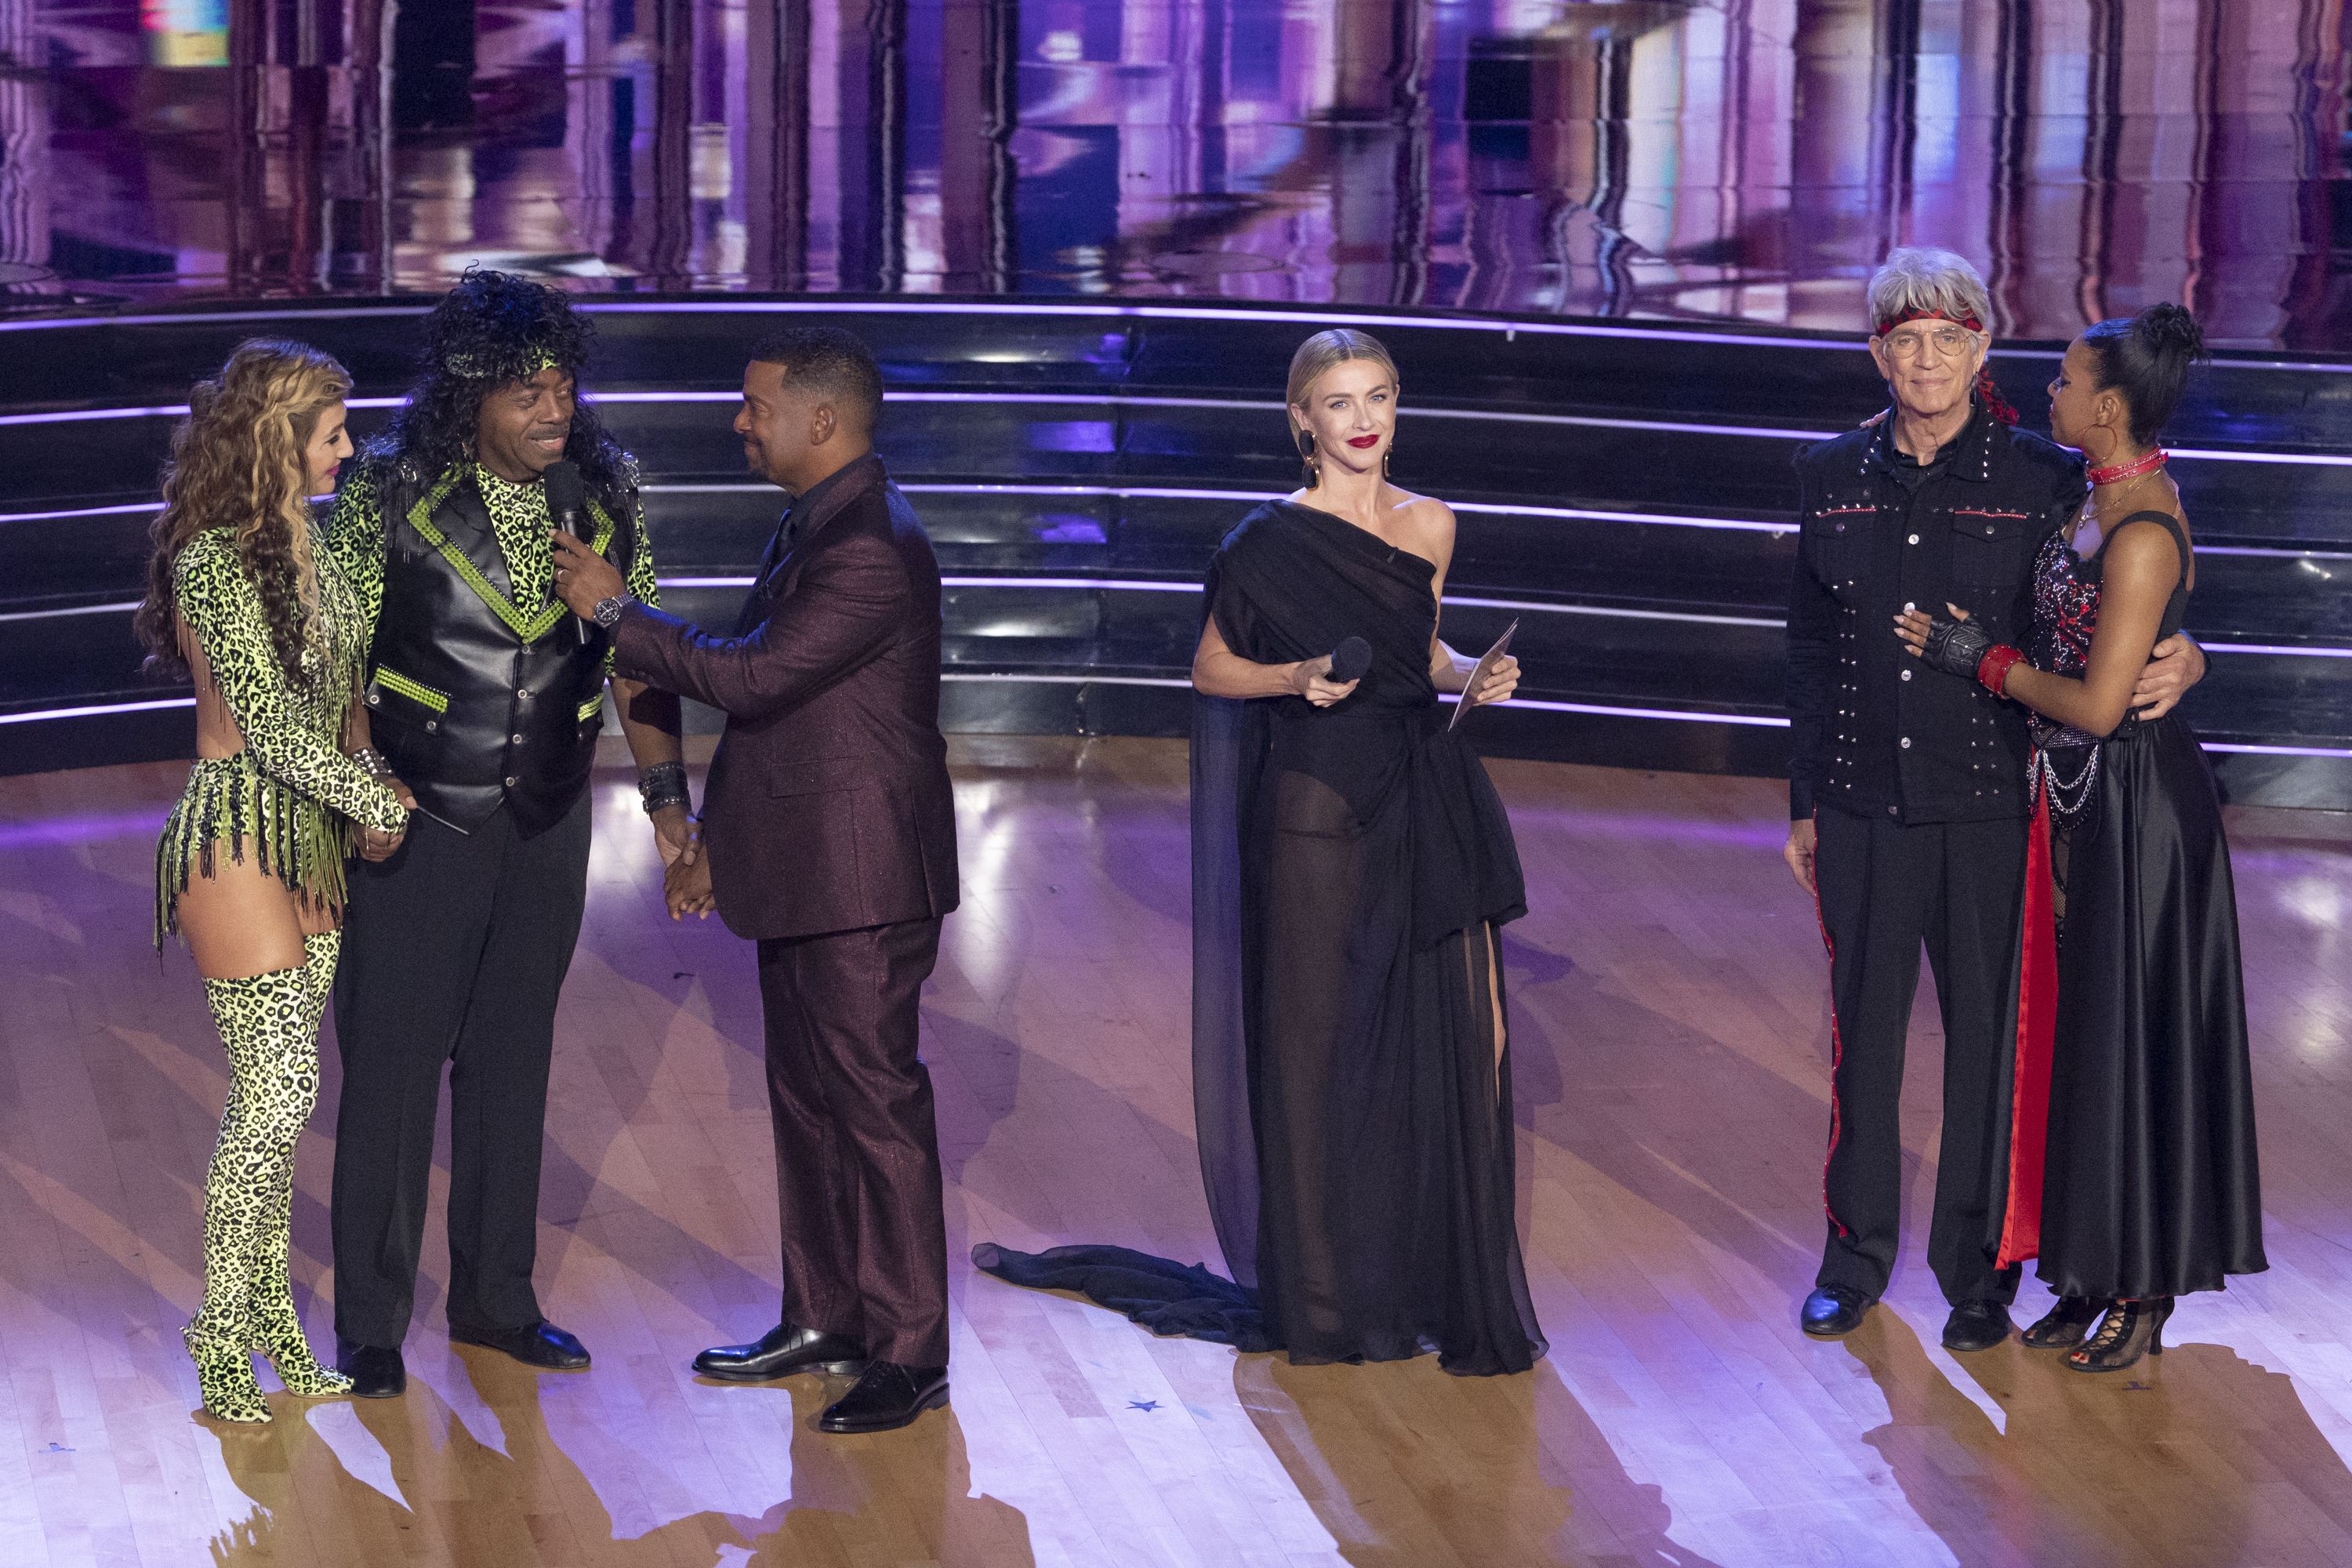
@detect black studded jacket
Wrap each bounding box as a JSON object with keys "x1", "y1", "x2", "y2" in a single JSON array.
[{"x1": 1786, "y1": 400, "x2": 2085, "y2": 825}]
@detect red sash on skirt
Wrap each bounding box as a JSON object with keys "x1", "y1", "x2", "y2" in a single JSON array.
[{"x1": 1994, "y1": 774, "x2": 2059, "y2": 1268}]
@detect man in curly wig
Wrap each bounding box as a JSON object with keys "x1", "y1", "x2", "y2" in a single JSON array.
[{"x1": 321, "y1": 269, "x2": 689, "y2": 1396}]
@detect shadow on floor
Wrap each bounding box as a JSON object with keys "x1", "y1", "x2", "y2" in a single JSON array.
[
  {"x1": 1847, "y1": 1305, "x2": 2352, "y2": 1567},
  {"x1": 1238, "y1": 1352, "x2": 1726, "y2": 1566},
  {"x1": 210, "y1": 1346, "x2": 1031, "y2": 1566}
]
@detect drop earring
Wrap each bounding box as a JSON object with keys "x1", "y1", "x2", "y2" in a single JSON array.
[
  {"x1": 1298, "y1": 430, "x2": 1319, "y2": 488},
  {"x1": 1383, "y1": 443, "x2": 1392, "y2": 479}
]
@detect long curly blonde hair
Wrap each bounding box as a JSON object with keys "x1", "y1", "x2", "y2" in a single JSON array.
[
  {"x1": 1283, "y1": 328, "x2": 1400, "y2": 488},
  {"x1": 136, "y1": 339, "x2": 351, "y2": 688}
]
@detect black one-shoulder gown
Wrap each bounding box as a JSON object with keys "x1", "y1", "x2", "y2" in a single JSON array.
[{"x1": 978, "y1": 500, "x2": 1546, "y2": 1377}]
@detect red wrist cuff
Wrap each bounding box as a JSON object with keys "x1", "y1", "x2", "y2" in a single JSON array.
[{"x1": 1976, "y1": 644, "x2": 2027, "y2": 695}]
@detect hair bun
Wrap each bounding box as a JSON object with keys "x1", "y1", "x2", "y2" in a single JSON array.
[{"x1": 2134, "y1": 301, "x2": 2207, "y2": 365}]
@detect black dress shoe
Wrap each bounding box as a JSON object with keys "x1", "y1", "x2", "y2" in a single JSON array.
[
  {"x1": 693, "y1": 1322, "x2": 870, "y2": 1382},
  {"x1": 1942, "y1": 1299, "x2": 2014, "y2": 1352},
  {"x1": 448, "y1": 1319, "x2": 591, "y2": 1370},
  {"x1": 817, "y1": 1362, "x2": 949, "y2": 1434},
  {"x1": 334, "y1": 1337, "x2": 406, "y2": 1399},
  {"x1": 1801, "y1": 1285, "x2": 1874, "y2": 1338}
]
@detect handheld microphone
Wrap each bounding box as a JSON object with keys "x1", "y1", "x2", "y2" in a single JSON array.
[
  {"x1": 544, "y1": 459, "x2": 587, "y2": 538},
  {"x1": 1327, "y1": 635, "x2": 1371, "y2": 685},
  {"x1": 543, "y1": 460, "x2": 592, "y2": 645}
]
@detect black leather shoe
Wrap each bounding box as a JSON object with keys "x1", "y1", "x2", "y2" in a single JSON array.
[
  {"x1": 1800, "y1": 1285, "x2": 1873, "y2": 1338},
  {"x1": 817, "y1": 1362, "x2": 949, "y2": 1434},
  {"x1": 334, "y1": 1337, "x2": 406, "y2": 1399},
  {"x1": 1942, "y1": 1299, "x2": 2014, "y2": 1352},
  {"x1": 448, "y1": 1319, "x2": 591, "y2": 1370},
  {"x1": 693, "y1": 1322, "x2": 869, "y2": 1382}
]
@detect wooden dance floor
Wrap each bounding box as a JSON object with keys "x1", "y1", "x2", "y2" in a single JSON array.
[{"x1": 5, "y1": 736, "x2": 2352, "y2": 1568}]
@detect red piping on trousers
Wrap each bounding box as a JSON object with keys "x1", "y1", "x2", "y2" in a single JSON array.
[{"x1": 1810, "y1": 808, "x2": 1851, "y2": 1239}]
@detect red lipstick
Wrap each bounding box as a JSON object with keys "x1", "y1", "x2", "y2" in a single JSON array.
[{"x1": 1347, "y1": 435, "x2": 1379, "y2": 449}]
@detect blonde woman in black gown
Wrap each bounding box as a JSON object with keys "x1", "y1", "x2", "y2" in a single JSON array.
[
  {"x1": 975, "y1": 329, "x2": 1544, "y2": 1377},
  {"x1": 1898, "y1": 303, "x2": 2264, "y2": 1374}
]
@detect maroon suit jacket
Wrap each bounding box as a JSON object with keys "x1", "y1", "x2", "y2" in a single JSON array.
[{"x1": 612, "y1": 455, "x2": 959, "y2": 941}]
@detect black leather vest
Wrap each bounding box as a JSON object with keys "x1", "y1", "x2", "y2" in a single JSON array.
[{"x1": 361, "y1": 462, "x2": 637, "y2": 836}]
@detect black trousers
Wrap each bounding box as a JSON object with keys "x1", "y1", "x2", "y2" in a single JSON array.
[
  {"x1": 1813, "y1": 803, "x2": 2026, "y2": 1306},
  {"x1": 330, "y1": 793, "x2": 591, "y2": 1347},
  {"x1": 756, "y1": 916, "x2": 949, "y2": 1368}
]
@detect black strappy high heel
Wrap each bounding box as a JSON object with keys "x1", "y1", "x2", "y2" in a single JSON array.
[
  {"x1": 2067, "y1": 1298, "x2": 2172, "y2": 1373},
  {"x1": 2021, "y1": 1295, "x2": 2109, "y2": 1350}
]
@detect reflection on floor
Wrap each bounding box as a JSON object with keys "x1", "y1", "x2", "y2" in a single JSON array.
[
  {"x1": 2, "y1": 0, "x2": 2345, "y2": 344},
  {"x1": 5, "y1": 736, "x2": 2352, "y2": 1565}
]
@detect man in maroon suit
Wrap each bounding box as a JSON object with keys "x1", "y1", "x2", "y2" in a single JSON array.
[{"x1": 550, "y1": 327, "x2": 959, "y2": 1433}]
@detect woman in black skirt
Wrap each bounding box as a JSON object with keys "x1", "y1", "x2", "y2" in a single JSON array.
[{"x1": 1897, "y1": 303, "x2": 2265, "y2": 1373}]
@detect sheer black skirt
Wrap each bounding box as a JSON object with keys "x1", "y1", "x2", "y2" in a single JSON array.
[{"x1": 1253, "y1": 717, "x2": 1540, "y2": 1372}]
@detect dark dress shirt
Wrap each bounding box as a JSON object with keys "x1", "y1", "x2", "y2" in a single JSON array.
[{"x1": 1786, "y1": 401, "x2": 2085, "y2": 825}]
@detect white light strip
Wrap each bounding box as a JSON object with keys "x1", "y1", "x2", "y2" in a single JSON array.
[
  {"x1": 0, "y1": 395, "x2": 402, "y2": 428},
  {"x1": 1430, "y1": 691, "x2": 1790, "y2": 725},
  {"x1": 0, "y1": 500, "x2": 162, "y2": 523},
  {"x1": 0, "y1": 696, "x2": 194, "y2": 725},
  {"x1": 942, "y1": 672, "x2": 1194, "y2": 688},
  {"x1": 2203, "y1": 742, "x2": 2352, "y2": 757},
  {"x1": 2201, "y1": 642, "x2": 2352, "y2": 658},
  {"x1": 0, "y1": 599, "x2": 140, "y2": 622},
  {"x1": 2198, "y1": 545, "x2": 2352, "y2": 560},
  {"x1": 11, "y1": 583, "x2": 2343, "y2": 658},
  {"x1": 940, "y1": 576, "x2": 1200, "y2": 593},
  {"x1": 1445, "y1": 594, "x2": 1784, "y2": 627},
  {"x1": 1404, "y1": 405, "x2": 1835, "y2": 441},
  {"x1": 6, "y1": 383, "x2": 2349, "y2": 466},
  {"x1": 1450, "y1": 501, "x2": 1792, "y2": 532},
  {"x1": 5, "y1": 684, "x2": 2340, "y2": 757},
  {"x1": 0, "y1": 298, "x2": 2341, "y2": 387},
  {"x1": 654, "y1": 574, "x2": 1778, "y2": 627},
  {"x1": 645, "y1": 482, "x2": 1798, "y2": 534}
]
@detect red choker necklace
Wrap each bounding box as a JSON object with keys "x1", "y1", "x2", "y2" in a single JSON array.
[{"x1": 2088, "y1": 448, "x2": 2167, "y2": 485}]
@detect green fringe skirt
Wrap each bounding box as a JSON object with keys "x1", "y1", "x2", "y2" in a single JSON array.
[{"x1": 154, "y1": 755, "x2": 354, "y2": 946}]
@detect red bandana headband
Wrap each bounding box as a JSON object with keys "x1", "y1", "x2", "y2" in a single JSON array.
[{"x1": 1875, "y1": 305, "x2": 2016, "y2": 426}]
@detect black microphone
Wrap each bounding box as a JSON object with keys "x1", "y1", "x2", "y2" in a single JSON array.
[
  {"x1": 1327, "y1": 635, "x2": 1371, "y2": 684},
  {"x1": 543, "y1": 459, "x2": 592, "y2": 644},
  {"x1": 544, "y1": 459, "x2": 587, "y2": 538}
]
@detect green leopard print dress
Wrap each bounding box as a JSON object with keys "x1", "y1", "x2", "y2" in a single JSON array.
[
  {"x1": 157, "y1": 524, "x2": 405, "y2": 940},
  {"x1": 159, "y1": 525, "x2": 407, "y2": 1423}
]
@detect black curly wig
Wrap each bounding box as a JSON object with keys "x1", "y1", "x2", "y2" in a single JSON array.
[{"x1": 365, "y1": 268, "x2": 630, "y2": 493}]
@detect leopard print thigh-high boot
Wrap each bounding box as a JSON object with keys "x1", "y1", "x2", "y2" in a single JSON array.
[
  {"x1": 187, "y1": 964, "x2": 312, "y2": 1422},
  {"x1": 241, "y1": 931, "x2": 352, "y2": 1398}
]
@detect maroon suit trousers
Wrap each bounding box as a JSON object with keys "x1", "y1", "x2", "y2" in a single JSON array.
[{"x1": 754, "y1": 916, "x2": 949, "y2": 1367}]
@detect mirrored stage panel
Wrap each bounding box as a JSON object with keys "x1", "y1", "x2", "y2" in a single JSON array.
[{"x1": 2, "y1": 0, "x2": 2347, "y2": 347}]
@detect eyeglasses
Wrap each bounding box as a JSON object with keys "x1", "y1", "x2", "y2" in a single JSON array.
[{"x1": 1881, "y1": 327, "x2": 1978, "y2": 360}]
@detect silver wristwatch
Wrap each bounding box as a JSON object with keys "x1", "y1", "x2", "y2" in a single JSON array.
[{"x1": 593, "y1": 590, "x2": 637, "y2": 629}]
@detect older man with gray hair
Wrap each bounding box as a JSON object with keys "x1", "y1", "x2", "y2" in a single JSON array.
[{"x1": 1783, "y1": 247, "x2": 2205, "y2": 1350}]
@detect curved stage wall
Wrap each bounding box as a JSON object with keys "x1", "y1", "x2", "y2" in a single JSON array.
[{"x1": 4, "y1": 299, "x2": 2350, "y2": 808}]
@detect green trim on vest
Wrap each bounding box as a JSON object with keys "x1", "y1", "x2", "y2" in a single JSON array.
[
  {"x1": 404, "y1": 466, "x2": 617, "y2": 644},
  {"x1": 374, "y1": 666, "x2": 449, "y2": 713}
]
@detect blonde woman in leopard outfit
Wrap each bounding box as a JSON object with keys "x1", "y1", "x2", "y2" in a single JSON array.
[{"x1": 134, "y1": 340, "x2": 414, "y2": 1424}]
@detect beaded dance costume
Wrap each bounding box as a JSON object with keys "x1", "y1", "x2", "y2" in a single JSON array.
[
  {"x1": 155, "y1": 524, "x2": 409, "y2": 942},
  {"x1": 2022, "y1": 512, "x2": 2190, "y2": 835},
  {"x1": 154, "y1": 524, "x2": 406, "y2": 1421}
]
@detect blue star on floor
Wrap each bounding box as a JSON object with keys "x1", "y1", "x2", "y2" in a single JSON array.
[{"x1": 1127, "y1": 1399, "x2": 1160, "y2": 1412}]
